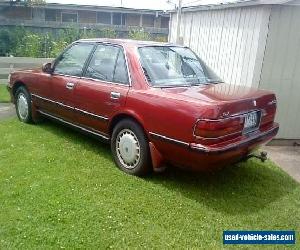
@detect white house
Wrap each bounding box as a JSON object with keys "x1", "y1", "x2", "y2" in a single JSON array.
[{"x1": 169, "y1": 0, "x2": 300, "y2": 141}]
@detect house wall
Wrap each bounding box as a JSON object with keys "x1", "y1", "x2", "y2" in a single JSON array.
[
  {"x1": 126, "y1": 13, "x2": 141, "y2": 26},
  {"x1": 142, "y1": 14, "x2": 155, "y2": 27},
  {"x1": 32, "y1": 8, "x2": 45, "y2": 21},
  {"x1": 259, "y1": 5, "x2": 300, "y2": 139},
  {"x1": 169, "y1": 6, "x2": 271, "y2": 88},
  {"x1": 97, "y1": 12, "x2": 111, "y2": 24},
  {"x1": 2, "y1": 6, "x2": 32, "y2": 20},
  {"x1": 0, "y1": 4, "x2": 169, "y2": 37},
  {"x1": 78, "y1": 11, "x2": 97, "y2": 24},
  {"x1": 161, "y1": 17, "x2": 169, "y2": 29}
]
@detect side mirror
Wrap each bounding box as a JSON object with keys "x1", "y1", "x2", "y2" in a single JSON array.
[{"x1": 42, "y1": 62, "x2": 53, "y2": 74}]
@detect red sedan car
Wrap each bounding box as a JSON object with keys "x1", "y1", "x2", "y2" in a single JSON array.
[{"x1": 7, "y1": 39, "x2": 279, "y2": 176}]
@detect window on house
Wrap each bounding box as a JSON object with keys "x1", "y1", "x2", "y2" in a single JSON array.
[
  {"x1": 126, "y1": 14, "x2": 140, "y2": 26},
  {"x1": 112, "y1": 13, "x2": 125, "y2": 25},
  {"x1": 113, "y1": 13, "x2": 121, "y2": 25},
  {"x1": 62, "y1": 12, "x2": 78, "y2": 23},
  {"x1": 45, "y1": 9, "x2": 56, "y2": 21},
  {"x1": 121, "y1": 14, "x2": 126, "y2": 25},
  {"x1": 142, "y1": 14, "x2": 155, "y2": 27},
  {"x1": 6, "y1": 6, "x2": 31, "y2": 20},
  {"x1": 97, "y1": 12, "x2": 111, "y2": 24},
  {"x1": 78, "y1": 11, "x2": 97, "y2": 23},
  {"x1": 161, "y1": 17, "x2": 169, "y2": 29}
]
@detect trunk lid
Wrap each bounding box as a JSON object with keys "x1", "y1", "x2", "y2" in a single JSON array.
[{"x1": 160, "y1": 83, "x2": 276, "y2": 119}]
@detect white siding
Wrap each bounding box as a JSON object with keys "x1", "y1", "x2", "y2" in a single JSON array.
[
  {"x1": 169, "y1": 4, "x2": 300, "y2": 139},
  {"x1": 168, "y1": 11, "x2": 177, "y2": 42},
  {"x1": 260, "y1": 6, "x2": 300, "y2": 139},
  {"x1": 170, "y1": 6, "x2": 271, "y2": 87}
]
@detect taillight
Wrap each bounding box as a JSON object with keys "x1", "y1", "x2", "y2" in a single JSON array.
[
  {"x1": 194, "y1": 117, "x2": 244, "y2": 139},
  {"x1": 260, "y1": 106, "x2": 276, "y2": 128}
]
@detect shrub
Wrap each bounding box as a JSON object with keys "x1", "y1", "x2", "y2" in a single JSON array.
[
  {"x1": 100, "y1": 28, "x2": 117, "y2": 39},
  {"x1": 15, "y1": 34, "x2": 42, "y2": 57},
  {"x1": 128, "y1": 28, "x2": 151, "y2": 41},
  {"x1": 155, "y1": 36, "x2": 168, "y2": 42}
]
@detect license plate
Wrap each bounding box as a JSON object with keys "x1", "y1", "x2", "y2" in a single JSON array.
[{"x1": 244, "y1": 111, "x2": 259, "y2": 130}]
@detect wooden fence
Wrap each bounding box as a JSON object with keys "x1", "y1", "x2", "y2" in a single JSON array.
[{"x1": 0, "y1": 57, "x2": 53, "y2": 84}]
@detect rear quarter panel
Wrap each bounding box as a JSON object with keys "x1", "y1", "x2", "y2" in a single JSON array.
[{"x1": 124, "y1": 88, "x2": 215, "y2": 143}]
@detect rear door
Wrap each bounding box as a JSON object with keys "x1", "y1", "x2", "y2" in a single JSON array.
[
  {"x1": 46, "y1": 42, "x2": 95, "y2": 122},
  {"x1": 73, "y1": 43, "x2": 130, "y2": 135}
]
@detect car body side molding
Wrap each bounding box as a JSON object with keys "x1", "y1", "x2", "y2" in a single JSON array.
[
  {"x1": 31, "y1": 93, "x2": 109, "y2": 122},
  {"x1": 149, "y1": 132, "x2": 190, "y2": 148},
  {"x1": 37, "y1": 110, "x2": 110, "y2": 141}
]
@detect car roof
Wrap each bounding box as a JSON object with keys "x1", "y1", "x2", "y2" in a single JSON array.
[{"x1": 77, "y1": 38, "x2": 181, "y2": 47}]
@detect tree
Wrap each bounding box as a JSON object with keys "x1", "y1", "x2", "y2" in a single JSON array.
[
  {"x1": 0, "y1": 27, "x2": 26, "y2": 56},
  {"x1": 0, "y1": 29, "x2": 12, "y2": 56}
]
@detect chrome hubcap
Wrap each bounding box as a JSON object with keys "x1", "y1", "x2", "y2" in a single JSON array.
[
  {"x1": 116, "y1": 129, "x2": 140, "y2": 169},
  {"x1": 17, "y1": 93, "x2": 29, "y2": 120}
]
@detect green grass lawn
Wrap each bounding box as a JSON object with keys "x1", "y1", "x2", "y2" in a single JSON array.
[
  {"x1": 0, "y1": 84, "x2": 10, "y2": 103},
  {"x1": 0, "y1": 118, "x2": 299, "y2": 249}
]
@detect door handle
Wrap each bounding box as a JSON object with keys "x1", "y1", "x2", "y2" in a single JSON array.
[
  {"x1": 110, "y1": 92, "x2": 121, "y2": 100},
  {"x1": 66, "y1": 82, "x2": 75, "y2": 90}
]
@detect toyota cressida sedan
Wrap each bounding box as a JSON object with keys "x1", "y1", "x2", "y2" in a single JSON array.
[{"x1": 7, "y1": 39, "x2": 279, "y2": 176}]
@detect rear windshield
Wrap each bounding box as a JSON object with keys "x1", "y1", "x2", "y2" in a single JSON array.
[{"x1": 138, "y1": 46, "x2": 223, "y2": 87}]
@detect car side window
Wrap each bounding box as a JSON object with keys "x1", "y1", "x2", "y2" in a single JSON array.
[
  {"x1": 113, "y1": 50, "x2": 129, "y2": 84},
  {"x1": 85, "y1": 44, "x2": 129, "y2": 84},
  {"x1": 54, "y1": 43, "x2": 94, "y2": 77}
]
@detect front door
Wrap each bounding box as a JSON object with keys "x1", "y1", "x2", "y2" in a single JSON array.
[
  {"x1": 73, "y1": 43, "x2": 130, "y2": 135},
  {"x1": 47, "y1": 42, "x2": 95, "y2": 122}
]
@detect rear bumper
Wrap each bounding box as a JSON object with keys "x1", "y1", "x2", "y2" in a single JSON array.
[
  {"x1": 150, "y1": 123, "x2": 279, "y2": 171},
  {"x1": 190, "y1": 124, "x2": 279, "y2": 154}
]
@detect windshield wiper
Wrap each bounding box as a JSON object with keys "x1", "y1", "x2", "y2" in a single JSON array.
[
  {"x1": 190, "y1": 80, "x2": 224, "y2": 86},
  {"x1": 205, "y1": 79, "x2": 224, "y2": 84},
  {"x1": 190, "y1": 82, "x2": 207, "y2": 86},
  {"x1": 182, "y1": 56, "x2": 198, "y2": 62}
]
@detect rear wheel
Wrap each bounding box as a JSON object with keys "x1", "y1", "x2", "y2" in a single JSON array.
[
  {"x1": 15, "y1": 86, "x2": 32, "y2": 123},
  {"x1": 111, "y1": 119, "x2": 152, "y2": 176}
]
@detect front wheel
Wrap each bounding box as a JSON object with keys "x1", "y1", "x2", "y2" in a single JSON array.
[
  {"x1": 111, "y1": 119, "x2": 152, "y2": 176},
  {"x1": 15, "y1": 86, "x2": 32, "y2": 123}
]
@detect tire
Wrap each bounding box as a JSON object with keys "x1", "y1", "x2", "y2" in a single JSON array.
[
  {"x1": 111, "y1": 119, "x2": 152, "y2": 176},
  {"x1": 15, "y1": 86, "x2": 32, "y2": 123}
]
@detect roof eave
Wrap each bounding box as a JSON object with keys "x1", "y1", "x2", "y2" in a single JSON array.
[
  {"x1": 0, "y1": 1, "x2": 169, "y2": 15},
  {"x1": 169, "y1": 0, "x2": 297, "y2": 13}
]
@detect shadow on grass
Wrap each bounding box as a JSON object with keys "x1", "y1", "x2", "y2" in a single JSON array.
[
  {"x1": 147, "y1": 163, "x2": 298, "y2": 215},
  {"x1": 38, "y1": 119, "x2": 298, "y2": 216},
  {"x1": 38, "y1": 119, "x2": 112, "y2": 161}
]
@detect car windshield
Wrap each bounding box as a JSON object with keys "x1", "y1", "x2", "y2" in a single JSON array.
[{"x1": 138, "y1": 46, "x2": 223, "y2": 87}]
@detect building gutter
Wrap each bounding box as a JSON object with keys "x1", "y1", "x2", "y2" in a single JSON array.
[{"x1": 168, "y1": 0, "x2": 295, "y2": 13}]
